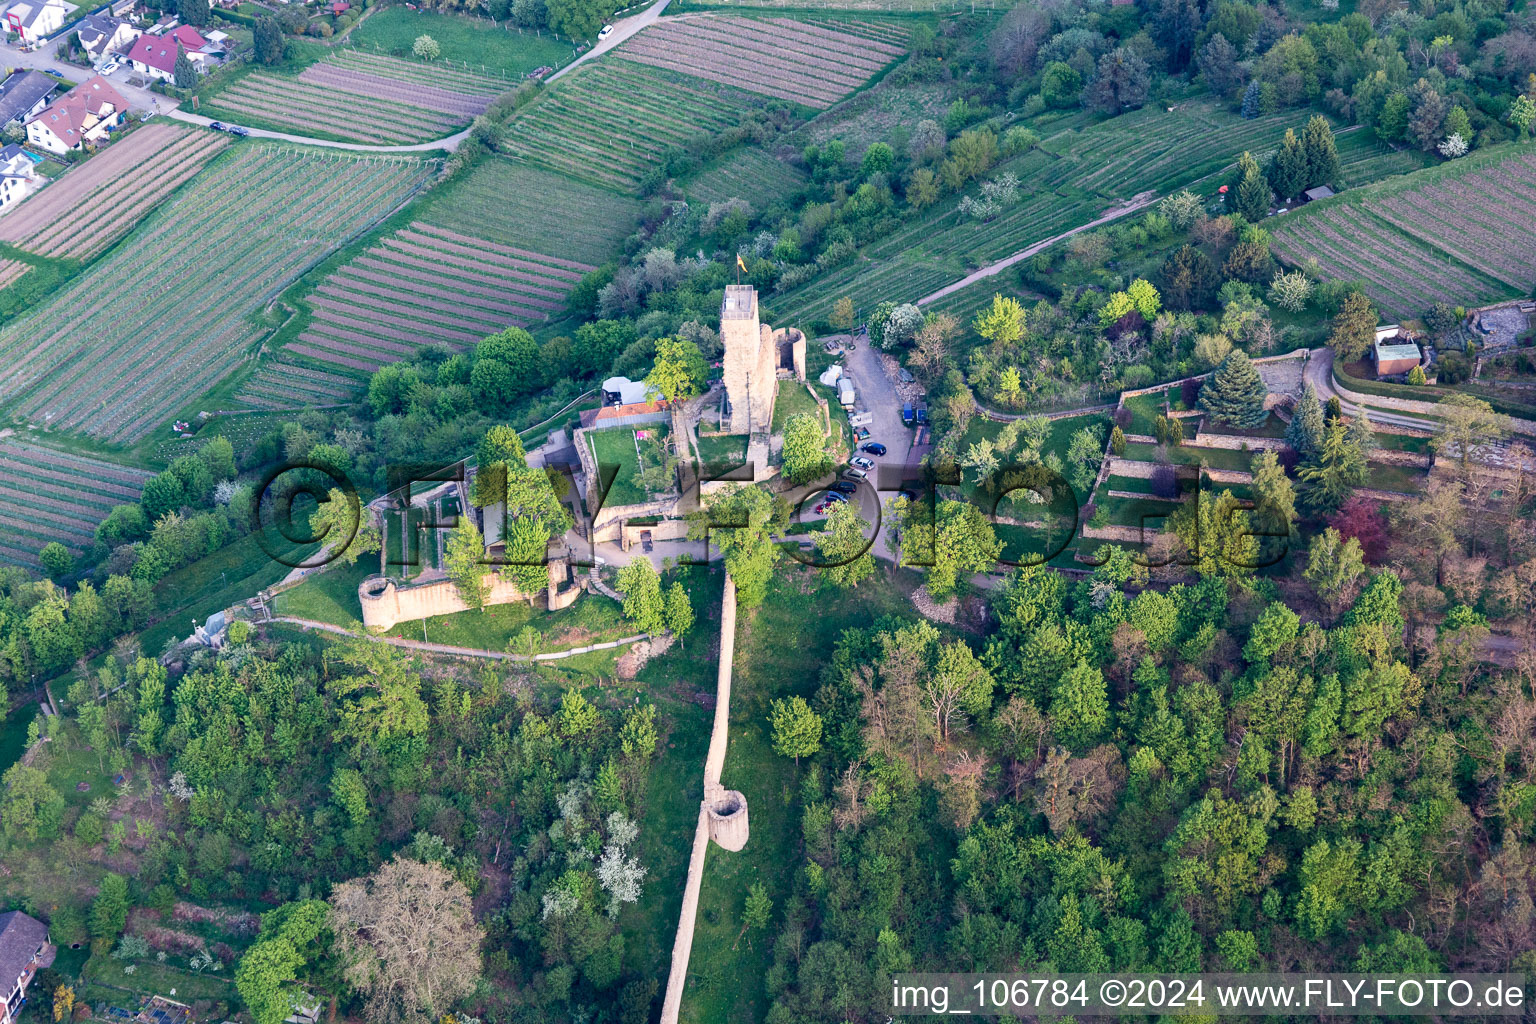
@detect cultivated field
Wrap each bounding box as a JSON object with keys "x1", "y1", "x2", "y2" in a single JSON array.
[
  {"x1": 1271, "y1": 147, "x2": 1536, "y2": 317},
  {"x1": 0, "y1": 125, "x2": 229, "y2": 260},
  {"x1": 201, "y1": 51, "x2": 509, "y2": 144},
  {"x1": 286, "y1": 221, "x2": 593, "y2": 374},
  {"x1": 234, "y1": 359, "x2": 362, "y2": 410},
  {"x1": 0, "y1": 439, "x2": 151, "y2": 567},
  {"x1": 499, "y1": 62, "x2": 755, "y2": 190},
  {"x1": 419, "y1": 158, "x2": 643, "y2": 266},
  {"x1": 0, "y1": 261, "x2": 30, "y2": 290},
  {"x1": 0, "y1": 144, "x2": 433, "y2": 443},
  {"x1": 616, "y1": 15, "x2": 904, "y2": 108},
  {"x1": 687, "y1": 148, "x2": 806, "y2": 206}
]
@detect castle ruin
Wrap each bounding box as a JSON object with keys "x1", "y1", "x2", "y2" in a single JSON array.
[{"x1": 720, "y1": 284, "x2": 806, "y2": 434}]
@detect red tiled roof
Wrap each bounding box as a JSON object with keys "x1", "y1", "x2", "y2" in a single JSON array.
[
  {"x1": 30, "y1": 75, "x2": 126, "y2": 143},
  {"x1": 127, "y1": 27, "x2": 204, "y2": 72}
]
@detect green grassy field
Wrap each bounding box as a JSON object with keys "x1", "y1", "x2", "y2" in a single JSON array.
[
  {"x1": 1120, "y1": 441, "x2": 1257, "y2": 473},
  {"x1": 270, "y1": 558, "x2": 376, "y2": 626},
  {"x1": 587, "y1": 425, "x2": 663, "y2": 507},
  {"x1": 686, "y1": 148, "x2": 807, "y2": 208},
  {"x1": 348, "y1": 8, "x2": 578, "y2": 74},
  {"x1": 697, "y1": 433, "x2": 749, "y2": 466},
  {"x1": 381, "y1": 590, "x2": 629, "y2": 650}
]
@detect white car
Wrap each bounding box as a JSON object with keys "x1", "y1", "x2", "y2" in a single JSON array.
[
  {"x1": 100, "y1": 60, "x2": 120, "y2": 73},
  {"x1": 597, "y1": 23, "x2": 614, "y2": 40}
]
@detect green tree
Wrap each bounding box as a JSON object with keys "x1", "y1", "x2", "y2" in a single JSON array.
[
  {"x1": 178, "y1": 0, "x2": 209, "y2": 26},
  {"x1": 1305, "y1": 527, "x2": 1366, "y2": 617},
  {"x1": 1159, "y1": 245, "x2": 1219, "y2": 311},
  {"x1": 1198, "y1": 351, "x2": 1268, "y2": 428},
  {"x1": 829, "y1": 296, "x2": 855, "y2": 333},
  {"x1": 972, "y1": 293, "x2": 1027, "y2": 346},
  {"x1": 173, "y1": 45, "x2": 197, "y2": 89},
  {"x1": 471, "y1": 425, "x2": 529, "y2": 507},
  {"x1": 1041, "y1": 60, "x2": 1082, "y2": 107},
  {"x1": 769, "y1": 696, "x2": 822, "y2": 766},
  {"x1": 1406, "y1": 364, "x2": 1427, "y2": 385},
  {"x1": 1171, "y1": 488, "x2": 1259, "y2": 578},
  {"x1": 1229, "y1": 151, "x2": 1272, "y2": 221},
  {"x1": 1250, "y1": 449, "x2": 1297, "y2": 557},
  {"x1": 812, "y1": 501, "x2": 875, "y2": 588},
  {"x1": 235, "y1": 901, "x2": 330, "y2": 1024},
  {"x1": 307, "y1": 488, "x2": 380, "y2": 566},
  {"x1": 38, "y1": 541, "x2": 72, "y2": 580},
  {"x1": 544, "y1": 0, "x2": 607, "y2": 39},
  {"x1": 664, "y1": 581, "x2": 694, "y2": 640},
  {"x1": 898, "y1": 499, "x2": 1001, "y2": 600},
  {"x1": 1266, "y1": 127, "x2": 1308, "y2": 200},
  {"x1": 1377, "y1": 92, "x2": 1410, "y2": 140},
  {"x1": 1084, "y1": 47, "x2": 1151, "y2": 115},
  {"x1": 688, "y1": 485, "x2": 787, "y2": 609},
  {"x1": 90, "y1": 873, "x2": 130, "y2": 941},
  {"x1": 1286, "y1": 382, "x2": 1326, "y2": 460},
  {"x1": 443, "y1": 516, "x2": 489, "y2": 612},
  {"x1": 1509, "y1": 94, "x2": 1536, "y2": 138},
  {"x1": 1050, "y1": 660, "x2": 1109, "y2": 749},
  {"x1": 1299, "y1": 419, "x2": 1367, "y2": 513},
  {"x1": 1431, "y1": 393, "x2": 1509, "y2": 470},
  {"x1": 471, "y1": 328, "x2": 540, "y2": 410},
  {"x1": 645, "y1": 336, "x2": 708, "y2": 402},
  {"x1": 616, "y1": 559, "x2": 667, "y2": 635},
  {"x1": 781, "y1": 413, "x2": 832, "y2": 485},
  {"x1": 743, "y1": 883, "x2": 773, "y2": 932},
  {"x1": 0, "y1": 763, "x2": 63, "y2": 841},
  {"x1": 1328, "y1": 292, "x2": 1378, "y2": 362},
  {"x1": 253, "y1": 16, "x2": 285, "y2": 63},
  {"x1": 1300, "y1": 114, "x2": 1341, "y2": 189}
]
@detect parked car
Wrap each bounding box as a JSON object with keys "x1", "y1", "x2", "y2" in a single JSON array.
[
  {"x1": 813, "y1": 501, "x2": 831, "y2": 514},
  {"x1": 824, "y1": 490, "x2": 849, "y2": 503},
  {"x1": 597, "y1": 23, "x2": 614, "y2": 39},
  {"x1": 843, "y1": 467, "x2": 868, "y2": 481},
  {"x1": 902, "y1": 401, "x2": 915, "y2": 426},
  {"x1": 853, "y1": 426, "x2": 870, "y2": 441},
  {"x1": 897, "y1": 488, "x2": 917, "y2": 502},
  {"x1": 209, "y1": 121, "x2": 229, "y2": 132},
  {"x1": 229, "y1": 125, "x2": 250, "y2": 137},
  {"x1": 830, "y1": 481, "x2": 857, "y2": 494},
  {"x1": 861, "y1": 442, "x2": 887, "y2": 456},
  {"x1": 99, "y1": 60, "x2": 120, "y2": 73},
  {"x1": 851, "y1": 456, "x2": 875, "y2": 471}
]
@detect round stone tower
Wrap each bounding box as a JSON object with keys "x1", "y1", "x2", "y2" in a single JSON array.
[{"x1": 704, "y1": 783, "x2": 749, "y2": 852}]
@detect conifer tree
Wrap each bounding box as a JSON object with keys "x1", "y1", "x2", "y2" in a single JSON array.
[
  {"x1": 1241, "y1": 79, "x2": 1261, "y2": 119},
  {"x1": 1286, "y1": 383, "x2": 1326, "y2": 460},
  {"x1": 1298, "y1": 419, "x2": 1367, "y2": 513},
  {"x1": 1231, "y1": 152, "x2": 1272, "y2": 222},
  {"x1": 1301, "y1": 115, "x2": 1341, "y2": 189},
  {"x1": 1267, "y1": 128, "x2": 1308, "y2": 201},
  {"x1": 1198, "y1": 351, "x2": 1269, "y2": 428}
]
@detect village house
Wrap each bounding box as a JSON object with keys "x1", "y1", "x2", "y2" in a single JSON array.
[
  {"x1": 1372, "y1": 326, "x2": 1423, "y2": 378},
  {"x1": 0, "y1": 143, "x2": 40, "y2": 211},
  {"x1": 0, "y1": 70, "x2": 56, "y2": 129},
  {"x1": 0, "y1": 910, "x2": 54, "y2": 1024},
  {"x1": 75, "y1": 12, "x2": 142, "y2": 63},
  {"x1": 2, "y1": 0, "x2": 67, "y2": 45},
  {"x1": 125, "y1": 24, "x2": 220, "y2": 81},
  {"x1": 25, "y1": 76, "x2": 129, "y2": 155}
]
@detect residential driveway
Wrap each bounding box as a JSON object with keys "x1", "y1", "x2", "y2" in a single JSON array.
[{"x1": 0, "y1": 39, "x2": 161, "y2": 109}]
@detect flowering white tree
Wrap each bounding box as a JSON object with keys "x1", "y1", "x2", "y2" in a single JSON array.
[
  {"x1": 1268, "y1": 270, "x2": 1314, "y2": 312},
  {"x1": 1438, "y1": 132, "x2": 1468, "y2": 157},
  {"x1": 595, "y1": 811, "x2": 646, "y2": 917}
]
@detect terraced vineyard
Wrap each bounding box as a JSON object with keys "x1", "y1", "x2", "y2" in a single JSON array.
[
  {"x1": 0, "y1": 124, "x2": 229, "y2": 260},
  {"x1": 419, "y1": 158, "x2": 643, "y2": 265},
  {"x1": 616, "y1": 15, "x2": 903, "y2": 108},
  {"x1": 499, "y1": 62, "x2": 757, "y2": 191},
  {"x1": 201, "y1": 51, "x2": 509, "y2": 144},
  {"x1": 235, "y1": 360, "x2": 362, "y2": 410},
  {"x1": 0, "y1": 261, "x2": 30, "y2": 290},
  {"x1": 0, "y1": 144, "x2": 434, "y2": 443},
  {"x1": 775, "y1": 102, "x2": 1321, "y2": 320},
  {"x1": 1271, "y1": 147, "x2": 1536, "y2": 318},
  {"x1": 688, "y1": 148, "x2": 806, "y2": 206},
  {"x1": 0, "y1": 439, "x2": 151, "y2": 567},
  {"x1": 285, "y1": 221, "x2": 591, "y2": 374}
]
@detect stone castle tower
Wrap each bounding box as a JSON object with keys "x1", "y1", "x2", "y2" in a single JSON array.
[{"x1": 720, "y1": 284, "x2": 778, "y2": 434}]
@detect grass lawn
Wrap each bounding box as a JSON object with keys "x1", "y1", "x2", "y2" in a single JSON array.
[
  {"x1": 696, "y1": 433, "x2": 749, "y2": 467},
  {"x1": 994, "y1": 520, "x2": 1079, "y2": 567},
  {"x1": 1368, "y1": 462, "x2": 1426, "y2": 493},
  {"x1": 587, "y1": 425, "x2": 668, "y2": 507},
  {"x1": 0, "y1": 701, "x2": 34, "y2": 774},
  {"x1": 679, "y1": 568, "x2": 921, "y2": 1022},
  {"x1": 381, "y1": 591, "x2": 628, "y2": 651},
  {"x1": 348, "y1": 8, "x2": 578, "y2": 75},
  {"x1": 1122, "y1": 391, "x2": 1168, "y2": 435},
  {"x1": 1120, "y1": 442, "x2": 1257, "y2": 474},
  {"x1": 270, "y1": 558, "x2": 376, "y2": 627},
  {"x1": 81, "y1": 952, "x2": 238, "y2": 1009},
  {"x1": 1205, "y1": 412, "x2": 1289, "y2": 439},
  {"x1": 770, "y1": 381, "x2": 825, "y2": 434},
  {"x1": 1369, "y1": 431, "x2": 1433, "y2": 454}
]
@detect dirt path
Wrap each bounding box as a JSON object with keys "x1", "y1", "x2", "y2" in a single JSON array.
[
  {"x1": 267, "y1": 615, "x2": 646, "y2": 660},
  {"x1": 548, "y1": 0, "x2": 674, "y2": 82},
  {"x1": 916, "y1": 190, "x2": 1159, "y2": 307}
]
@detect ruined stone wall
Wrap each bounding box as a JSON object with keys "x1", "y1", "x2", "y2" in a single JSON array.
[{"x1": 359, "y1": 564, "x2": 562, "y2": 632}]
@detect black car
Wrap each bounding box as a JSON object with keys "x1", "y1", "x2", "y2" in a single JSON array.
[
  {"x1": 830, "y1": 481, "x2": 857, "y2": 494},
  {"x1": 861, "y1": 442, "x2": 887, "y2": 456},
  {"x1": 229, "y1": 126, "x2": 251, "y2": 137},
  {"x1": 209, "y1": 121, "x2": 229, "y2": 132}
]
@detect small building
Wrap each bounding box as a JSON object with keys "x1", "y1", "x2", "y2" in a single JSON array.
[
  {"x1": 25, "y1": 76, "x2": 129, "y2": 154},
  {"x1": 0, "y1": 70, "x2": 56, "y2": 128},
  {"x1": 600, "y1": 375, "x2": 652, "y2": 406},
  {"x1": 76, "y1": 12, "x2": 142, "y2": 61},
  {"x1": 0, "y1": 144, "x2": 41, "y2": 211},
  {"x1": 1373, "y1": 327, "x2": 1422, "y2": 377},
  {"x1": 125, "y1": 24, "x2": 210, "y2": 80},
  {"x1": 1303, "y1": 185, "x2": 1336, "y2": 202},
  {"x1": 328, "y1": 1, "x2": 348, "y2": 13},
  {"x1": 0, "y1": 910, "x2": 55, "y2": 1024},
  {"x1": 3, "y1": 0, "x2": 68, "y2": 45}
]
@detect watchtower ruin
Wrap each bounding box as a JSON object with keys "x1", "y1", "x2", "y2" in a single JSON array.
[{"x1": 720, "y1": 284, "x2": 805, "y2": 434}]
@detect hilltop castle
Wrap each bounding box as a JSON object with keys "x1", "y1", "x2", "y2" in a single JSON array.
[{"x1": 719, "y1": 284, "x2": 805, "y2": 434}]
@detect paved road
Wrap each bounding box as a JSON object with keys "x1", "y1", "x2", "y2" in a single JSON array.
[
  {"x1": 0, "y1": 38, "x2": 162, "y2": 109},
  {"x1": 166, "y1": 107, "x2": 471, "y2": 151},
  {"x1": 1303, "y1": 348, "x2": 1445, "y2": 433},
  {"x1": 548, "y1": 0, "x2": 672, "y2": 82}
]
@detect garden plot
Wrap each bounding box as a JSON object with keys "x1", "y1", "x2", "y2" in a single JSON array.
[
  {"x1": 298, "y1": 50, "x2": 508, "y2": 117},
  {"x1": 419, "y1": 158, "x2": 642, "y2": 266},
  {"x1": 234, "y1": 359, "x2": 361, "y2": 409},
  {"x1": 0, "y1": 439, "x2": 150, "y2": 567},
  {"x1": 687, "y1": 148, "x2": 806, "y2": 206},
  {"x1": 1271, "y1": 147, "x2": 1536, "y2": 318},
  {"x1": 617, "y1": 15, "x2": 903, "y2": 108},
  {"x1": 0, "y1": 144, "x2": 433, "y2": 443},
  {"x1": 0, "y1": 125, "x2": 229, "y2": 260},
  {"x1": 498, "y1": 62, "x2": 755, "y2": 191},
  {"x1": 285, "y1": 220, "x2": 592, "y2": 376}
]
